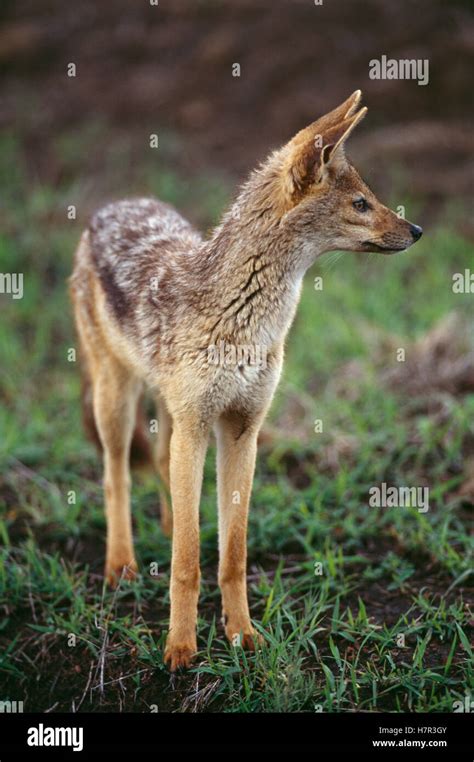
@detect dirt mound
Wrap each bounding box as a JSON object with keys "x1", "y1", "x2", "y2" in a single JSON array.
[{"x1": 381, "y1": 313, "x2": 474, "y2": 396}]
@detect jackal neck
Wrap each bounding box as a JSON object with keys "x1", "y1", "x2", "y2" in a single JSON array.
[{"x1": 196, "y1": 178, "x2": 308, "y2": 347}]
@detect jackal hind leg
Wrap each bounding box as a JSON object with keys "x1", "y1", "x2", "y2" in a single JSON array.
[
  {"x1": 93, "y1": 356, "x2": 141, "y2": 585},
  {"x1": 154, "y1": 395, "x2": 173, "y2": 537}
]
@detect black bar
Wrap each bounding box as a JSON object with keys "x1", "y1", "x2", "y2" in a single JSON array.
[{"x1": 0, "y1": 712, "x2": 472, "y2": 757}]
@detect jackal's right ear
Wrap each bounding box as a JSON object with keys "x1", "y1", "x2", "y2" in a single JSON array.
[{"x1": 283, "y1": 106, "x2": 367, "y2": 199}]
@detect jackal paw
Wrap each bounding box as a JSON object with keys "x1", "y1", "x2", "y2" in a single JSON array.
[
  {"x1": 105, "y1": 559, "x2": 138, "y2": 587},
  {"x1": 164, "y1": 637, "x2": 197, "y2": 671},
  {"x1": 225, "y1": 623, "x2": 264, "y2": 650}
]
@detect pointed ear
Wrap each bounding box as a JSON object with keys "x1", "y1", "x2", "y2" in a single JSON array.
[
  {"x1": 319, "y1": 90, "x2": 363, "y2": 128},
  {"x1": 284, "y1": 106, "x2": 367, "y2": 198},
  {"x1": 320, "y1": 106, "x2": 367, "y2": 166}
]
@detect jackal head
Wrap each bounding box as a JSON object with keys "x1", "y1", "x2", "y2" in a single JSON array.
[{"x1": 271, "y1": 90, "x2": 422, "y2": 259}]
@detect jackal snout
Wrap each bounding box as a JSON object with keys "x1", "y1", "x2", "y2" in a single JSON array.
[
  {"x1": 356, "y1": 201, "x2": 423, "y2": 254},
  {"x1": 315, "y1": 184, "x2": 424, "y2": 255}
]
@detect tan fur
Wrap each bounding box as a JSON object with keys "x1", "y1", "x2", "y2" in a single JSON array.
[{"x1": 69, "y1": 91, "x2": 422, "y2": 670}]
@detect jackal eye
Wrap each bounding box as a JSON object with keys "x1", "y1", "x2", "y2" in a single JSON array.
[
  {"x1": 353, "y1": 197, "x2": 368, "y2": 212},
  {"x1": 352, "y1": 198, "x2": 369, "y2": 212}
]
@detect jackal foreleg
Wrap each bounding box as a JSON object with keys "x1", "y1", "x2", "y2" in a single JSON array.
[
  {"x1": 216, "y1": 412, "x2": 262, "y2": 650},
  {"x1": 164, "y1": 418, "x2": 209, "y2": 671}
]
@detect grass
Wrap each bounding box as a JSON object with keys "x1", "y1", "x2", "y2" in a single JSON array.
[{"x1": 0, "y1": 125, "x2": 473, "y2": 712}]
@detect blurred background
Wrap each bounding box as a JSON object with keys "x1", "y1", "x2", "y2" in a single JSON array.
[
  {"x1": 0, "y1": 0, "x2": 473, "y2": 713},
  {"x1": 1, "y1": 0, "x2": 473, "y2": 223}
]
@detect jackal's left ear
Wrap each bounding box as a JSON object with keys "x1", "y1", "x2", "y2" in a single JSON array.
[
  {"x1": 284, "y1": 106, "x2": 367, "y2": 199},
  {"x1": 320, "y1": 107, "x2": 367, "y2": 167}
]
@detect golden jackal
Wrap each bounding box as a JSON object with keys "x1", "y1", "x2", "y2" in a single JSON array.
[{"x1": 70, "y1": 91, "x2": 422, "y2": 670}]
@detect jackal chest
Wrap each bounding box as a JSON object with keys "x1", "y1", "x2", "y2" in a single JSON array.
[{"x1": 202, "y1": 340, "x2": 283, "y2": 418}]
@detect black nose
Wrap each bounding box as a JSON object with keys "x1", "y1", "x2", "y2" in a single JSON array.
[{"x1": 410, "y1": 224, "x2": 423, "y2": 241}]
